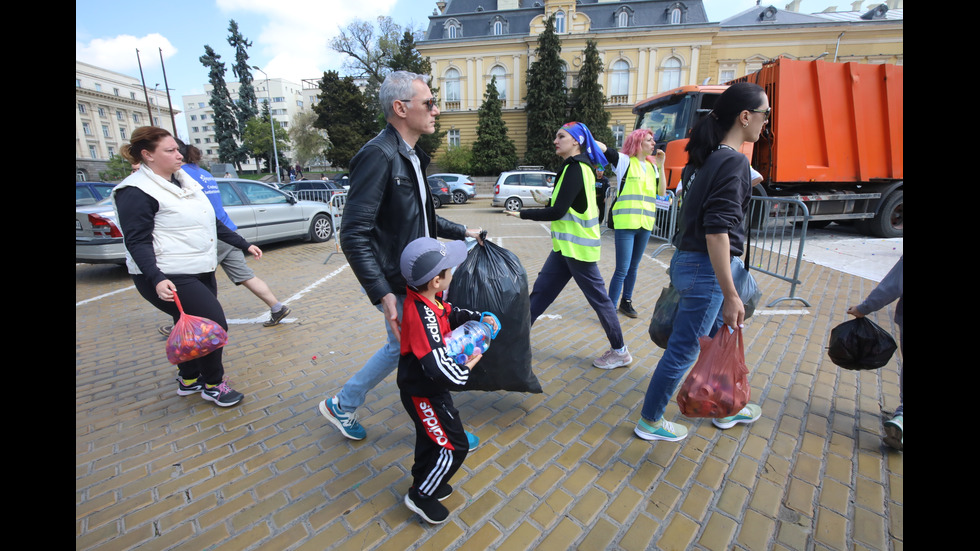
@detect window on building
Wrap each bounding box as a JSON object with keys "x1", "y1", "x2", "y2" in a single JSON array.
[
  {"x1": 102, "y1": 125, "x2": 110, "y2": 138},
  {"x1": 107, "y1": 146, "x2": 115, "y2": 158},
  {"x1": 191, "y1": 115, "x2": 197, "y2": 120},
  {"x1": 493, "y1": 21, "x2": 503, "y2": 35},
  {"x1": 195, "y1": 138, "x2": 202, "y2": 144},
  {"x1": 612, "y1": 125, "x2": 625, "y2": 148},
  {"x1": 89, "y1": 145, "x2": 98, "y2": 159},
  {"x1": 76, "y1": 79, "x2": 82, "y2": 87},
  {"x1": 610, "y1": 60, "x2": 630, "y2": 101},
  {"x1": 490, "y1": 66, "x2": 507, "y2": 100},
  {"x1": 448, "y1": 129, "x2": 461, "y2": 148},
  {"x1": 618, "y1": 10, "x2": 630, "y2": 28},
  {"x1": 719, "y1": 68, "x2": 736, "y2": 83},
  {"x1": 113, "y1": 88, "x2": 120, "y2": 96},
  {"x1": 555, "y1": 11, "x2": 566, "y2": 33},
  {"x1": 446, "y1": 19, "x2": 461, "y2": 39},
  {"x1": 116, "y1": 110, "x2": 124, "y2": 121},
  {"x1": 445, "y1": 68, "x2": 461, "y2": 107},
  {"x1": 98, "y1": 107, "x2": 106, "y2": 118},
  {"x1": 132, "y1": 113, "x2": 140, "y2": 124},
  {"x1": 201, "y1": 114, "x2": 208, "y2": 120},
  {"x1": 119, "y1": 127, "x2": 127, "y2": 139},
  {"x1": 670, "y1": 8, "x2": 682, "y2": 24},
  {"x1": 82, "y1": 122, "x2": 92, "y2": 135},
  {"x1": 659, "y1": 57, "x2": 682, "y2": 91},
  {"x1": 78, "y1": 103, "x2": 86, "y2": 114},
  {"x1": 273, "y1": 97, "x2": 285, "y2": 102},
  {"x1": 130, "y1": 92, "x2": 137, "y2": 99},
  {"x1": 95, "y1": 83, "x2": 102, "y2": 92}
]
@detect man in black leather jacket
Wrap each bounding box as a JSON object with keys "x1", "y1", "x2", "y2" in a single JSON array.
[{"x1": 317, "y1": 71, "x2": 483, "y2": 441}]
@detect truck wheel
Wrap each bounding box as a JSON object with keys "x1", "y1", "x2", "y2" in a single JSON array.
[{"x1": 871, "y1": 189, "x2": 903, "y2": 238}]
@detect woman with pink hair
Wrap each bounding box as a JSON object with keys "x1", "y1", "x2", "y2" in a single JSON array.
[{"x1": 603, "y1": 128, "x2": 666, "y2": 318}]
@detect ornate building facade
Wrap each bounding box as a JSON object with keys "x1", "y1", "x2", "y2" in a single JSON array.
[{"x1": 416, "y1": 0, "x2": 902, "y2": 161}]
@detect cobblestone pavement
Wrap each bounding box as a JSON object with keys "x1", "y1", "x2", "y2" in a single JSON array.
[{"x1": 76, "y1": 198, "x2": 903, "y2": 550}]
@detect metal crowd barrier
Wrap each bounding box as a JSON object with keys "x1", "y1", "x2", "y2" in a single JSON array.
[
  {"x1": 744, "y1": 196, "x2": 811, "y2": 307},
  {"x1": 647, "y1": 190, "x2": 678, "y2": 258},
  {"x1": 323, "y1": 191, "x2": 347, "y2": 264}
]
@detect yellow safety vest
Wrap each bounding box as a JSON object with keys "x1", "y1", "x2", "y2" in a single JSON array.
[
  {"x1": 550, "y1": 162, "x2": 601, "y2": 262},
  {"x1": 612, "y1": 156, "x2": 660, "y2": 231}
]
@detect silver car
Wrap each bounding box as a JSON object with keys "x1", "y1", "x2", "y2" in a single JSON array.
[
  {"x1": 429, "y1": 173, "x2": 477, "y2": 204},
  {"x1": 76, "y1": 178, "x2": 335, "y2": 265},
  {"x1": 491, "y1": 167, "x2": 556, "y2": 211}
]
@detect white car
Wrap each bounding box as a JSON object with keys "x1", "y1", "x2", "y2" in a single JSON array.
[
  {"x1": 76, "y1": 178, "x2": 335, "y2": 265},
  {"x1": 491, "y1": 167, "x2": 556, "y2": 211},
  {"x1": 429, "y1": 173, "x2": 477, "y2": 204}
]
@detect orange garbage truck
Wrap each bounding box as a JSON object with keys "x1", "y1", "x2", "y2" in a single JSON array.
[{"x1": 632, "y1": 57, "x2": 903, "y2": 237}]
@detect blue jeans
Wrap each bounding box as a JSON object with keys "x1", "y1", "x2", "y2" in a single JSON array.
[
  {"x1": 608, "y1": 227, "x2": 652, "y2": 305},
  {"x1": 336, "y1": 295, "x2": 405, "y2": 412},
  {"x1": 640, "y1": 250, "x2": 725, "y2": 422}
]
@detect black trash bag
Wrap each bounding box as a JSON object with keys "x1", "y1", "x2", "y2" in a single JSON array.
[
  {"x1": 447, "y1": 239, "x2": 541, "y2": 393},
  {"x1": 649, "y1": 284, "x2": 680, "y2": 349},
  {"x1": 827, "y1": 317, "x2": 897, "y2": 370},
  {"x1": 732, "y1": 257, "x2": 763, "y2": 319}
]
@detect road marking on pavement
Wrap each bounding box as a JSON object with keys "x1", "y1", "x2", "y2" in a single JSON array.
[
  {"x1": 754, "y1": 309, "x2": 810, "y2": 316},
  {"x1": 76, "y1": 286, "x2": 135, "y2": 307},
  {"x1": 229, "y1": 263, "x2": 350, "y2": 325}
]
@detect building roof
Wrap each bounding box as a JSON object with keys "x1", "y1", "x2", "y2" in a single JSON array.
[
  {"x1": 423, "y1": 0, "x2": 710, "y2": 41},
  {"x1": 719, "y1": 3, "x2": 902, "y2": 27}
]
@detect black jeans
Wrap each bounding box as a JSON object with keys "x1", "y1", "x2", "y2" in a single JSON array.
[{"x1": 133, "y1": 271, "x2": 228, "y2": 385}]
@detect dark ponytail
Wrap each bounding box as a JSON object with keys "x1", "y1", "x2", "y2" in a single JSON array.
[{"x1": 685, "y1": 82, "x2": 765, "y2": 168}]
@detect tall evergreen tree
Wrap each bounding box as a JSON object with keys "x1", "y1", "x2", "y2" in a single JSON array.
[
  {"x1": 313, "y1": 71, "x2": 375, "y2": 169},
  {"x1": 227, "y1": 19, "x2": 258, "y2": 165},
  {"x1": 524, "y1": 14, "x2": 567, "y2": 171},
  {"x1": 387, "y1": 30, "x2": 445, "y2": 155},
  {"x1": 471, "y1": 77, "x2": 518, "y2": 175},
  {"x1": 199, "y1": 45, "x2": 241, "y2": 168},
  {"x1": 569, "y1": 40, "x2": 614, "y2": 148}
]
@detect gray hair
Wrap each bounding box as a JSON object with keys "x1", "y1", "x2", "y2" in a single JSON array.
[{"x1": 380, "y1": 71, "x2": 431, "y2": 120}]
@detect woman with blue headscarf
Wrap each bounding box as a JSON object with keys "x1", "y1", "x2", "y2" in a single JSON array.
[{"x1": 504, "y1": 122, "x2": 631, "y2": 370}]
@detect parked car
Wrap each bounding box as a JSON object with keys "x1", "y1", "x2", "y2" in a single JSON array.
[
  {"x1": 76, "y1": 178, "x2": 336, "y2": 265},
  {"x1": 329, "y1": 173, "x2": 350, "y2": 189},
  {"x1": 491, "y1": 167, "x2": 556, "y2": 211},
  {"x1": 76, "y1": 181, "x2": 117, "y2": 206},
  {"x1": 429, "y1": 173, "x2": 476, "y2": 204},
  {"x1": 279, "y1": 180, "x2": 345, "y2": 203},
  {"x1": 428, "y1": 177, "x2": 452, "y2": 209}
]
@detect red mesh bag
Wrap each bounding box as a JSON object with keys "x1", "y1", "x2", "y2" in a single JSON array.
[
  {"x1": 165, "y1": 290, "x2": 228, "y2": 365},
  {"x1": 677, "y1": 327, "x2": 750, "y2": 418}
]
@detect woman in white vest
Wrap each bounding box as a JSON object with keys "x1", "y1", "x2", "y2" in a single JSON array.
[
  {"x1": 112, "y1": 126, "x2": 261, "y2": 407},
  {"x1": 505, "y1": 122, "x2": 631, "y2": 370},
  {"x1": 602, "y1": 129, "x2": 666, "y2": 318}
]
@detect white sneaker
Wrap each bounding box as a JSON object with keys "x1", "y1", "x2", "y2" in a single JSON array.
[{"x1": 593, "y1": 348, "x2": 632, "y2": 369}]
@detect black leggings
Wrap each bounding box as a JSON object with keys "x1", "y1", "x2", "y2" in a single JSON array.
[{"x1": 133, "y1": 272, "x2": 228, "y2": 385}]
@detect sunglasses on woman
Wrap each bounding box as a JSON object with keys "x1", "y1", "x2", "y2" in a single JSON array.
[{"x1": 749, "y1": 107, "x2": 771, "y2": 120}]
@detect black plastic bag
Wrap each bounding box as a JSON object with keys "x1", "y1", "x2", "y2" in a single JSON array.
[
  {"x1": 732, "y1": 257, "x2": 763, "y2": 319},
  {"x1": 448, "y1": 239, "x2": 541, "y2": 393},
  {"x1": 649, "y1": 284, "x2": 679, "y2": 349},
  {"x1": 827, "y1": 317, "x2": 897, "y2": 370}
]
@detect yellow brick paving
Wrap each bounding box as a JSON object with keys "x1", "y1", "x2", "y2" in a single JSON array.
[{"x1": 76, "y1": 198, "x2": 903, "y2": 550}]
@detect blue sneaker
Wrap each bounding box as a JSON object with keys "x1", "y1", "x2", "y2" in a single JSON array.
[
  {"x1": 465, "y1": 430, "x2": 480, "y2": 451},
  {"x1": 634, "y1": 417, "x2": 688, "y2": 442},
  {"x1": 712, "y1": 404, "x2": 762, "y2": 429},
  {"x1": 883, "y1": 414, "x2": 903, "y2": 451},
  {"x1": 319, "y1": 396, "x2": 366, "y2": 440}
]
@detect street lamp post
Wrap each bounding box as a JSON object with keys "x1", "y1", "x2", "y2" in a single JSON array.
[{"x1": 251, "y1": 66, "x2": 281, "y2": 184}]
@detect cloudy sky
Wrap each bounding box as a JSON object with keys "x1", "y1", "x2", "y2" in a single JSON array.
[{"x1": 76, "y1": 0, "x2": 868, "y2": 138}]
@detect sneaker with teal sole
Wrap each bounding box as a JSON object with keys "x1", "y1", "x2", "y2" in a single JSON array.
[
  {"x1": 465, "y1": 431, "x2": 480, "y2": 451},
  {"x1": 883, "y1": 414, "x2": 903, "y2": 451},
  {"x1": 712, "y1": 404, "x2": 762, "y2": 429},
  {"x1": 318, "y1": 396, "x2": 366, "y2": 440},
  {"x1": 634, "y1": 417, "x2": 688, "y2": 442}
]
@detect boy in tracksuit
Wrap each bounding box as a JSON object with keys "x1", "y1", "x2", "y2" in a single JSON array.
[{"x1": 398, "y1": 237, "x2": 498, "y2": 524}]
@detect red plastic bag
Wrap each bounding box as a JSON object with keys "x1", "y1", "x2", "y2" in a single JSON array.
[
  {"x1": 677, "y1": 326, "x2": 750, "y2": 418},
  {"x1": 165, "y1": 291, "x2": 228, "y2": 364}
]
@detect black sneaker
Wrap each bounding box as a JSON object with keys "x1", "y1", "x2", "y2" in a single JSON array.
[
  {"x1": 433, "y1": 484, "x2": 453, "y2": 502},
  {"x1": 618, "y1": 299, "x2": 639, "y2": 318},
  {"x1": 405, "y1": 487, "x2": 449, "y2": 524},
  {"x1": 159, "y1": 325, "x2": 173, "y2": 337},
  {"x1": 201, "y1": 381, "x2": 244, "y2": 407},
  {"x1": 176, "y1": 377, "x2": 205, "y2": 396},
  {"x1": 263, "y1": 305, "x2": 291, "y2": 327}
]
